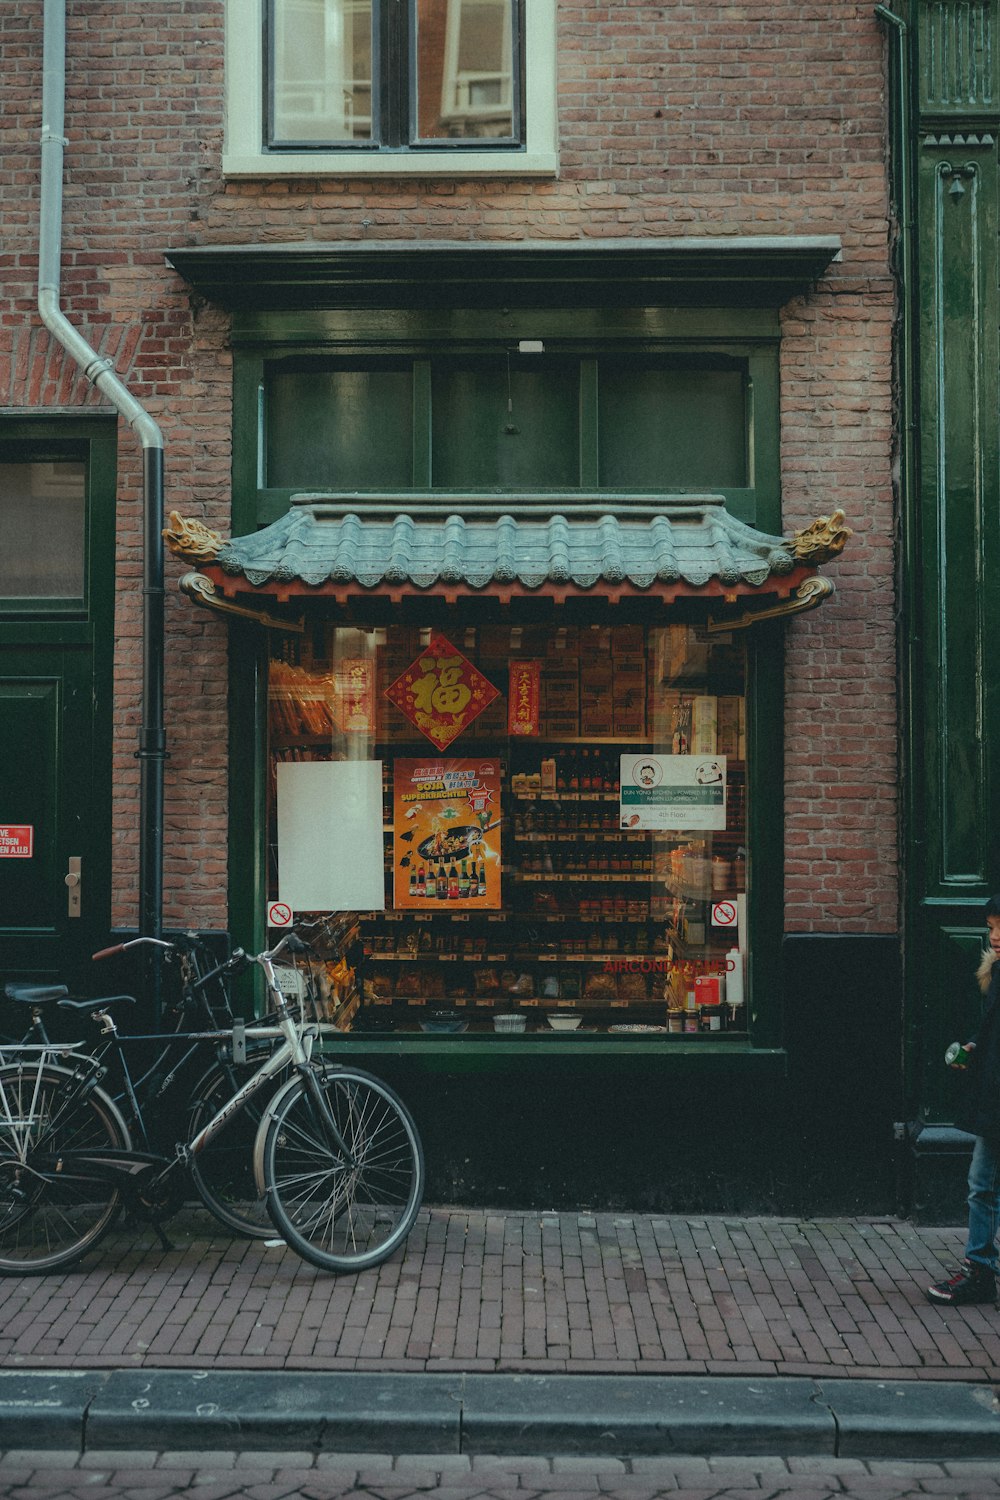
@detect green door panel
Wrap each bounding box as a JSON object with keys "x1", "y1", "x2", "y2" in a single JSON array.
[
  {"x1": 917, "y1": 142, "x2": 998, "y2": 889},
  {"x1": 914, "y1": 916, "x2": 991, "y2": 1128},
  {"x1": 0, "y1": 647, "x2": 107, "y2": 978},
  {"x1": 0, "y1": 674, "x2": 60, "y2": 931}
]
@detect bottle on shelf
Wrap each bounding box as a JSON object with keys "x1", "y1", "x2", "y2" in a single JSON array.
[{"x1": 448, "y1": 862, "x2": 460, "y2": 899}]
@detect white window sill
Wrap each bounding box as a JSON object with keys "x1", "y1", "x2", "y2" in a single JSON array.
[{"x1": 222, "y1": 150, "x2": 559, "y2": 178}]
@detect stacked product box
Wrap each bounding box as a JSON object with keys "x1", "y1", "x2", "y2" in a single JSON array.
[{"x1": 613, "y1": 625, "x2": 646, "y2": 738}]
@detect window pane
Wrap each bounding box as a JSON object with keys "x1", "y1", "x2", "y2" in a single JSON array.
[
  {"x1": 431, "y1": 357, "x2": 578, "y2": 487},
  {"x1": 266, "y1": 364, "x2": 414, "y2": 488},
  {"x1": 0, "y1": 461, "x2": 85, "y2": 598},
  {"x1": 599, "y1": 362, "x2": 748, "y2": 489},
  {"x1": 266, "y1": 622, "x2": 749, "y2": 1039},
  {"x1": 271, "y1": 0, "x2": 373, "y2": 143},
  {"x1": 415, "y1": 0, "x2": 516, "y2": 141}
]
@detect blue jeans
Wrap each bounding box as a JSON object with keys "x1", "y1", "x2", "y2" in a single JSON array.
[{"x1": 965, "y1": 1135, "x2": 1000, "y2": 1271}]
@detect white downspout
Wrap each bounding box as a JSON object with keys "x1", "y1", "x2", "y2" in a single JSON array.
[{"x1": 38, "y1": 0, "x2": 167, "y2": 974}]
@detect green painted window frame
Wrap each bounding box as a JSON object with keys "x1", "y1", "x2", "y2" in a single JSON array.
[
  {"x1": 229, "y1": 306, "x2": 783, "y2": 537},
  {"x1": 0, "y1": 415, "x2": 117, "y2": 634},
  {"x1": 226, "y1": 306, "x2": 787, "y2": 1059}
]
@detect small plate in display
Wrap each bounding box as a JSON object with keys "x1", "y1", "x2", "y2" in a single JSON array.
[{"x1": 608, "y1": 1024, "x2": 669, "y2": 1034}]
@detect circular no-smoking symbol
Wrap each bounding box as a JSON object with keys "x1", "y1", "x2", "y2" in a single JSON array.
[
  {"x1": 712, "y1": 900, "x2": 738, "y2": 928},
  {"x1": 268, "y1": 902, "x2": 293, "y2": 928}
]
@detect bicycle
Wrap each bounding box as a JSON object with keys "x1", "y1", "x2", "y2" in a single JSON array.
[
  {"x1": 4, "y1": 931, "x2": 280, "y2": 1238},
  {"x1": 0, "y1": 933, "x2": 425, "y2": 1276}
]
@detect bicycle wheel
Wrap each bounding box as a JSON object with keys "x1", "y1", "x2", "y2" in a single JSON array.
[
  {"x1": 261, "y1": 1066, "x2": 424, "y2": 1273},
  {"x1": 0, "y1": 1061, "x2": 131, "y2": 1275},
  {"x1": 187, "y1": 1056, "x2": 285, "y2": 1238}
]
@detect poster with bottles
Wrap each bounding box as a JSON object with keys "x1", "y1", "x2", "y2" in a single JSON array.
[{"x1": 392, "y1": 758, "x2": 502, "y2": 909}]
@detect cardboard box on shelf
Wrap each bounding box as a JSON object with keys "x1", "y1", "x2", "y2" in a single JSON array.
[
  {"x1": 581, "y1": 715, "x2": 614, "y2": 738},
  {"x1": 612, "y1": 625, "x2": 645, "y2": 652},
  {"x1": 546, "y1": 627, "x2": 580, "y2": 658},
  {"x1": 579, "y1": 626, "x2": 612, "y2": 655},
  {"x1": 583, "y1": 662, "x2": 613, "y2": 689},
  {"x1": 612, "y1": 655, "x2": 646, "y2": 683},
  {"x1": 544, "y1": 712, "x2": 581, "y2": 738}
]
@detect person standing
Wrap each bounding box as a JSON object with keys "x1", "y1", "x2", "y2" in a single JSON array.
[{"x1": 926, "y1": 895, "x2": 1000, "y2": 1305}]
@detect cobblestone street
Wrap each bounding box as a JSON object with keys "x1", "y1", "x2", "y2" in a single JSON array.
[{"x1": 1, "y1": 1210, "x2": 998, "y2": 1381}]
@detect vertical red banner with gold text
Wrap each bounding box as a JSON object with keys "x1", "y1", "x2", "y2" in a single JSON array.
[
  {"x1": 392, "y1": 759, "x2": 502, "y2": 910},
  {"x1": 508, "y1": 659, "x2": 541, "y2": 736}
]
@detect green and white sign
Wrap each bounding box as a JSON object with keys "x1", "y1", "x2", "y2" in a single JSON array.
[{"x1": 619, "y1": 754, "x2": 727, "y2": 831}]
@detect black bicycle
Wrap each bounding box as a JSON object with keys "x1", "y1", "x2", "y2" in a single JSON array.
[
  {"x1": 3, "y1": 931, "x2": 293, "y2": 1238},
  {"x1": 0, "y1": 933, "x2": 425, "y2": 1276}
]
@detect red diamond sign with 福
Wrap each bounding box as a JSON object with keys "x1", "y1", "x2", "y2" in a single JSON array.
[{"x1": 384, "y1": 633, "x2": 500, "y2": 750}]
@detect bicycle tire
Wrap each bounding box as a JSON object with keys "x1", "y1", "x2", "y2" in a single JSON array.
[
  {"x1": 0, "y1": 1061, "x2": 131, "y2": 1275},
  {"x1": 186, "y1": 1055, "x2": 286, "y2": 1238},
  {"x1": 261, "y1": 1066, "x2": 424, "y2": 1273}
]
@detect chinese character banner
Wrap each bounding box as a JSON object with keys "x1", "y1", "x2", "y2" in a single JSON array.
[
  {"x1": 393, "y1": 758, "x2": 502, "y2": 910},
  {"x1": 507, "y1": 659, "x2": 541, "y2": 736},
  {"x1": 384, "y1": 633, "x2": 499, "y2": 749}
]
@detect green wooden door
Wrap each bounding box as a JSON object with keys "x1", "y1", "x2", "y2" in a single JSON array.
[
  {"x1": 0, "y1": 646, "x2": 110, "y2": 978},
  {"x1": 0, "y1": 422, "x2": 115, "y2": 986}
]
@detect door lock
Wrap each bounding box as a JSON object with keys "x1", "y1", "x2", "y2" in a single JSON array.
[{"x1": 65, "y1": 856, "x2": 82, "y2": 918}]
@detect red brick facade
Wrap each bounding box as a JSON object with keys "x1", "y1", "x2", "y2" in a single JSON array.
[{"x1": 2, "y1": 1, "x2": 897, "y2": 936}]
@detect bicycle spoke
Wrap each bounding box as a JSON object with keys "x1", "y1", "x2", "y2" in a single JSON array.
[
  {"x1": 0, "y1": 1065, "x2": 127, "y2": 1275},
  {"x1": 263, "y1": 1068, "x2": 423, "y2": 1273}
]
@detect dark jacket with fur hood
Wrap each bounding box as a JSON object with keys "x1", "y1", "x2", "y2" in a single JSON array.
[{"x1": 956, "y1": 950, "x2": 1000, "y2": 1143}]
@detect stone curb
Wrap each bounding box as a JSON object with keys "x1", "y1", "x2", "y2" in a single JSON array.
[{"x1": 0, "y1": 1370, "x2": 998, "y2": 1459}]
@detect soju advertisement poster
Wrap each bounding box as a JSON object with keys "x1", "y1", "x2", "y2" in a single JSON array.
[{"x1": 393, "y1": 758, "x2": 502, "y2": 910}]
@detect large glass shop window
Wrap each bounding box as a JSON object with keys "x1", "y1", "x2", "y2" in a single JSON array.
[{"x1": 267, "y1": 623, "x2": 748, "y2": 1038}]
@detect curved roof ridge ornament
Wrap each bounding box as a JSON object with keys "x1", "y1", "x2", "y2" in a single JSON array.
[
  {"x1": 706, "y1": 575, "x2": 835, "y2": 633},
  {"x1": 178, "y1": 571, "x2": 304, "y2": 633},
  {"x1": 786, "y1": 508, "x2": 853, "y2": 565},
  {"x1": 163, "y1": 510, "x2": 224, "y2": 563}
]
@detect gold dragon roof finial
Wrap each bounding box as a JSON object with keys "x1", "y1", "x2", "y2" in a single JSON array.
[
  {"x1": 163, "y1": 511, "x2": 225, "y2": 563},
  {"x1": 787, "y1": 509, "x2": 852, "y2": 565}
]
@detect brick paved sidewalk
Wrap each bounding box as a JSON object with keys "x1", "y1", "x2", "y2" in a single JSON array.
[{"x1": 1, "y1": 1210, "x2": 998, "y2": 1380}]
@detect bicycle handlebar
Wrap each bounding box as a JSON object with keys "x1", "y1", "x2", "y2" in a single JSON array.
[
  {"x1": 92, "y1": 937, "x2": 174, "y2": 961},
  {"x1": 258, "y1": 932, "x2": 310, "y2": 965}
]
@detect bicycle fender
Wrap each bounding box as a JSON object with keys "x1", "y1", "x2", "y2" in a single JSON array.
[
  {"x1": 251, "y1": 1068, "x2": 308, "y2": 1196},
  {"x1": 0, "y1": 1060, "x2": 133, "y2": 1152}
]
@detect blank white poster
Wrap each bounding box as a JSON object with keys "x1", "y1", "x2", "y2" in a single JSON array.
[{"x1": 276, "y1": 760, "x2": 385, "y2": 912}]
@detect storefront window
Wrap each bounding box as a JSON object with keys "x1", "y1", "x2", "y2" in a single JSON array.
[{"x1": 267, "y1": 621, "x2": 748, "y2": 1039}]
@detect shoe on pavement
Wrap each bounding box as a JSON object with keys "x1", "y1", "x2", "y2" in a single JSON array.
[{"x1": 926, "y1": 1259, "x2": 998, "y2": 1306}]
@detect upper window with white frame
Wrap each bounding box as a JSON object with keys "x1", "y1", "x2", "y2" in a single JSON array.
[{"x1": 225, "y1": 0, "x2": 557, "y2": 175}]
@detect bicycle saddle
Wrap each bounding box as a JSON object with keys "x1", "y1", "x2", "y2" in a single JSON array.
[
  {"x1": 4, "y1": 983, "x2": 69, "y2": 1006},
  {"x1": 56, "y1": 994, "x2": 137, "y2": 1011}
]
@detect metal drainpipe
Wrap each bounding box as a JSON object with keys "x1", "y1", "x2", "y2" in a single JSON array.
[{"x1": 38, "y1": 0, "x2": 166, "y2": 978}]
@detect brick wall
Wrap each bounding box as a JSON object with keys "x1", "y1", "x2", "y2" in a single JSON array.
[{"x1": 1, "y1": 0, "x2": 896, "y2": 935}]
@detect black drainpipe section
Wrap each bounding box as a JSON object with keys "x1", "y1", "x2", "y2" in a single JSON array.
[{"x1": 39, "y1": 0, "x2": 166, "y2": 1006}]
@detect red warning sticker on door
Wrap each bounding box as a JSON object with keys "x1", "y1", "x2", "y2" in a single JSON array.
[{"x1": 0, "y1": 826, "x2": 34, "y2": 857}]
